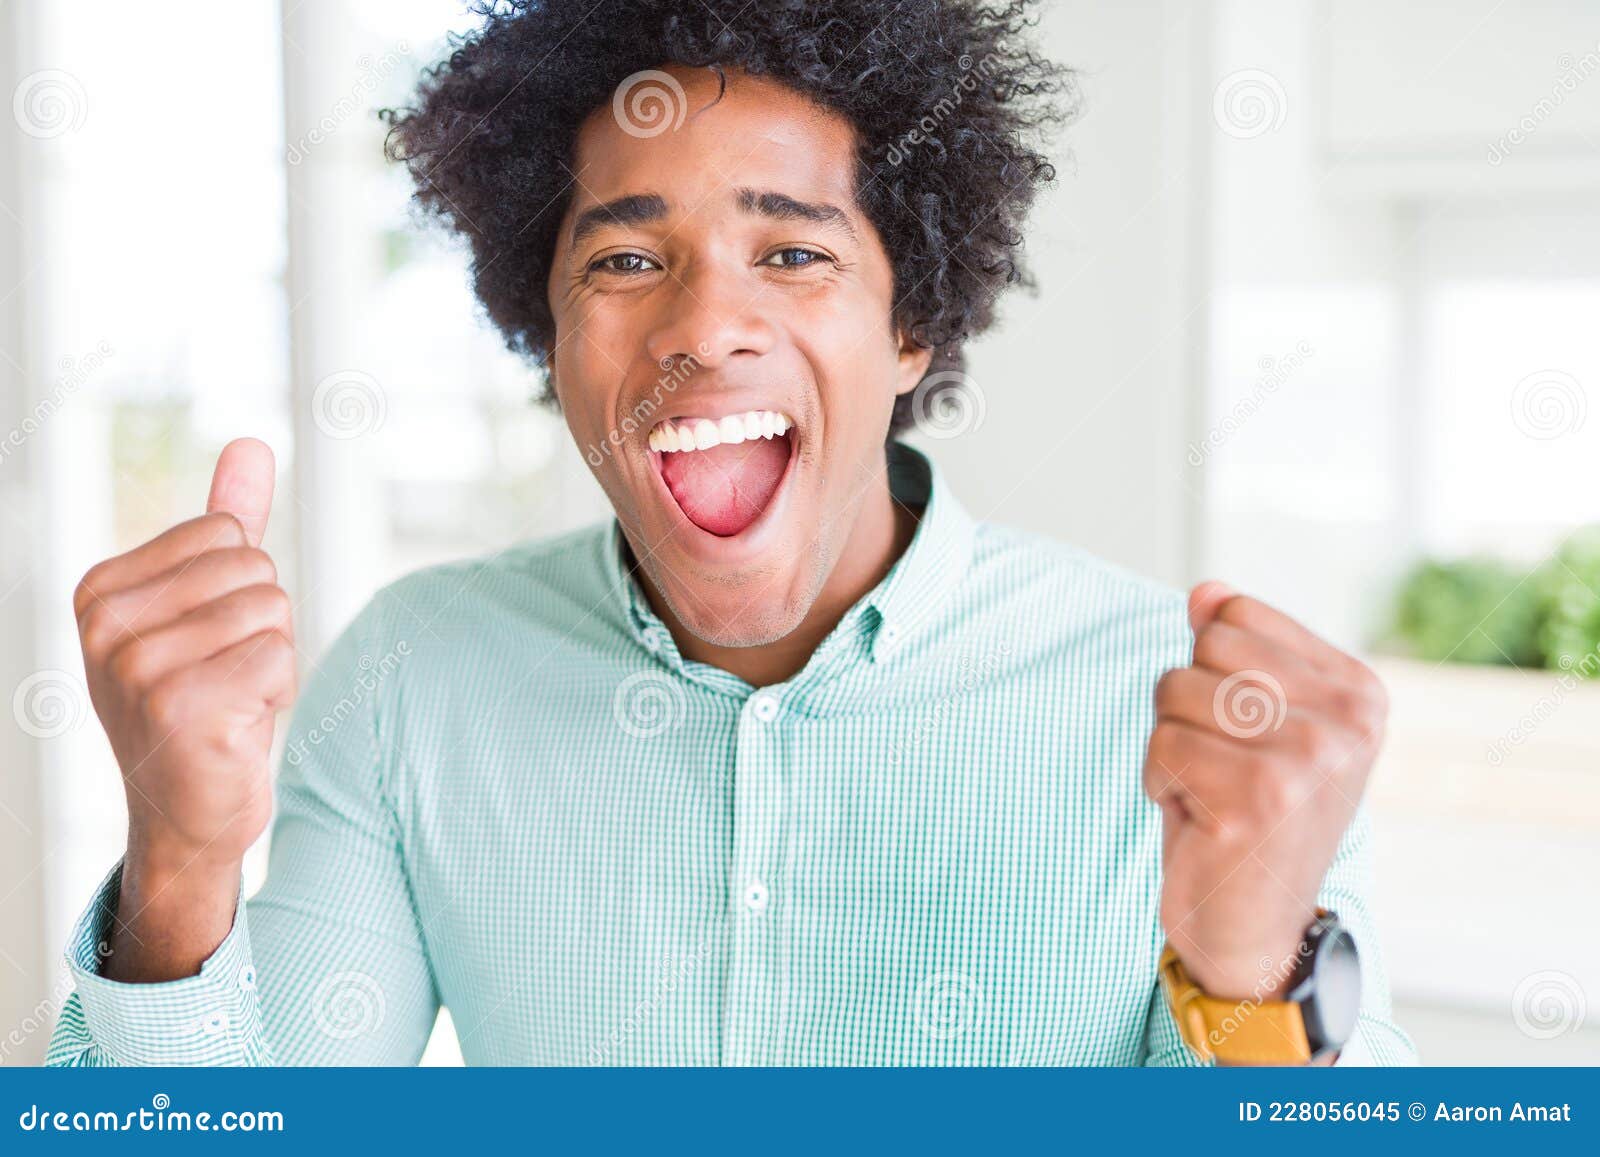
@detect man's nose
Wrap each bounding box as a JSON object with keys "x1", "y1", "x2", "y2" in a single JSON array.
[{"x1": 643, "y1": 261, "x2": 776, "y2": 372}]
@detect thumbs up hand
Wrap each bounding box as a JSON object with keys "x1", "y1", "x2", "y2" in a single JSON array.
[
  {"x1": 1143, "y1": 582, "x2": 1389, "y2": 1000},
  {"x1": 75, "y1": 438, "x2": 296, "y2": 879}
]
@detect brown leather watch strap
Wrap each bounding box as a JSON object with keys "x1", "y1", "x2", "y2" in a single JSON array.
[{"x1": 1159, "y1": 944, "x2": 1313, "y2": 1065}]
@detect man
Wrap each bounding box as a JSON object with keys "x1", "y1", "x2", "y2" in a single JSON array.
[{"x1": 50, "y1": 0, "x2": 1413, "y2": 1065}]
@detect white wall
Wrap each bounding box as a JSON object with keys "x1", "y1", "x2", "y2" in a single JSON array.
[{"x1": 927, "y1": 0, "x2": 1210, "y2": 590}]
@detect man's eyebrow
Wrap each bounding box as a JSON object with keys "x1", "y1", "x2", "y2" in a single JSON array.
[
  {"x1": 735, "y1": 188, "x2": 858, "y2": 242},
  {"x1": 569, "y1": 193, "x2": 669, "y2": 247}
]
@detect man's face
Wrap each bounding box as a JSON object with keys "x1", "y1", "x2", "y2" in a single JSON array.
[{"x1": 548, "y1": 67, "x2": 929, "y2": 648}]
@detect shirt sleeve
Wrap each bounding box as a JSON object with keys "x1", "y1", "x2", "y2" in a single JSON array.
[
  {"x1": 1141, "y1": 805, "x2": 1418, "y2": 1066},
  {"x1": 45, "y1": 861, "x2": 268, "y2": 1066},
  {"x1": 46, "y1": 593, "x2": 440, "y2": 1066}
]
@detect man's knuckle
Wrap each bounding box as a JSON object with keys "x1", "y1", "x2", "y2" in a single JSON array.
[
  {"x1": 1147, "y1": 720, "x2": 1181, "y2": 762},
  {"x1": 1191, "y1": 625, "x2": 1230, "y2": 670},
  {"x1": 1324, "y1": 683, "x2": 1363, "y2": 724},
  {"x1": 73, "y1": 566, "x2": 111, "y2": 617},
  {"x1": 1142, "y1": 755, "x2": 1176, "y2": 799},
  {"x1": 263, "y1": 629, "x2": 295, "y2": 665},
  {"x1": 1153, "y1": 668, "x2": 1184, "y2": 707},
  {"x1": 142, "y1": 679, "x2": 188, "y2": 731},
  {"x1": 107, "y1": 640, "x2": 152, "y2": 689},
  {"x1": 1355, "y1": 667, "x2": 1389, "y2": 722},
  {"x1": 1216, "y1": 595, "x2": 1257, "y2": 628},
  {"x1": 222, "y1": 546, "x2": 277, "y2": 588},
  {"x1": 77, "y1": 602, "x2": 119, "y2": 656},
  {"x1": 203, "y1": 511, "x2": 248, "y2": 549},
  {"x1": 261, "y1": 584, "x2": 293, "y2": 626}
]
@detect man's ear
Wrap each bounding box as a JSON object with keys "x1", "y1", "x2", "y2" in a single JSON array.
[{"x1": 894, "y1": 329, "x2": 934, "y2": 397}]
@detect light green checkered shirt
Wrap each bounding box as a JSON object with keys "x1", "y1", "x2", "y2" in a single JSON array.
[{"x1": 47, "y1": 445, "x2": 1414, "y2": 1066}]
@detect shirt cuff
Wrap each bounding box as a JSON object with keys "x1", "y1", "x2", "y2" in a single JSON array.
[
  {"x1": 63, "y1": 859, "x2": 262, "y2": 1066},
  {"x1": 1330, "y1": 1021, "x2": 1382, "y2": 1066}
]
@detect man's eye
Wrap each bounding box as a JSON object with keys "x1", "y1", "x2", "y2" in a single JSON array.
[
  {"x1": 761, "y1": 247, "x2": 831, "y2": 269},
  {"x1": 590, "y1": 253, "x2": 659, "y2": 274}
]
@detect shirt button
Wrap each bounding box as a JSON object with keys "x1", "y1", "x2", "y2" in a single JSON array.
[
  {"x1": 743, "y1": 880, "x2": 769, "y2": 913},
  {"x1": 199, "y1": 1011, "x2": 230, "y2": 1035},
  {"x1": 750, "y1": 694, "x2": 780, "y2": 723}
]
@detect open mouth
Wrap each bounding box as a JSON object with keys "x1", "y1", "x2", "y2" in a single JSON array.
[{"x1": 648, "y1": 409, "x2": 796, "y2": 538}]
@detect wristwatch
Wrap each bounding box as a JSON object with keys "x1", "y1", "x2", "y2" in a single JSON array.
[{"x1": 1159, "y1": 910, "x2": 1362, "y2": 1065}]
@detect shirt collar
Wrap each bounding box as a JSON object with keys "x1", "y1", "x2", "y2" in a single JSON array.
[
  {"x1": 604, "y1": 440, "x2": 976, "y2": 670},
  {"x1": 862, "y1": 441, "x2": 977, "y2": 662}
]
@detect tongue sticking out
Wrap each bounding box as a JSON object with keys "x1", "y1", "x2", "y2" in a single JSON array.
[{"x1": 659, "y1": 433, "x2": 791, "y2": 537}]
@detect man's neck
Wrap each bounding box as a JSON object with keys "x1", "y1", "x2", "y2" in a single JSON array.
[{"x1": 641, "y1": 464, "x2": 919, "y2": 688}]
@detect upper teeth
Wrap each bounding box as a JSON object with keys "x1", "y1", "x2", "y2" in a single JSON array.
[{"x1": 649, "y1": 410, "x2": 794, "y2": 453}]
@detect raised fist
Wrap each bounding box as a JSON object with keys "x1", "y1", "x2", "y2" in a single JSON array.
[{"x1": 75, "y1": 437, "x2": 296, "y2": 876}]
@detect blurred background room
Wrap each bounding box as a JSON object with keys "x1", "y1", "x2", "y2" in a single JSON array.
[{"x1": 2, "y1": 0, "x2": 1597, "y2": 1065}]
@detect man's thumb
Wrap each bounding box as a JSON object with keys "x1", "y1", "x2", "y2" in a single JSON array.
[{"x1": 206, "y1": 437, "x2": 276, "y2": 548}]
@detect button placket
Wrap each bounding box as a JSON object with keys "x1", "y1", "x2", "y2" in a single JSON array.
[{"x1": 722, "y1": 688, "x2": 787, "y2": 1065}]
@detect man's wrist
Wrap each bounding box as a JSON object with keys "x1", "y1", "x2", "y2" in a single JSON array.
[
  {"x1": 104, "y1": 847, "x2": 241, "y2": 983},
  {"x1": 1169, "y1": 920, "x2": 1312, "y2": 1002}
]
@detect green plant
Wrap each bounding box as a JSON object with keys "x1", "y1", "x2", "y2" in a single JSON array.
[
  {"x1": 1533, "y1": 527, "x2": 1600, "y2": 674},
  {"x1": 1388, "y1": 557, "x2": 1544, "y2": 667}
]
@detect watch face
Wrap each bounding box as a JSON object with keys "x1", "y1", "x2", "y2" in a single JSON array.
[{"x1": 1304, "y1": 924, "x2": 1362, "y2": 1056}]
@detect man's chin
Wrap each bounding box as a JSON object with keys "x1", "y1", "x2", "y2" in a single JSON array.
[{"x1": 642, "y1": 556, "x2": 814, "y2": 650}]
